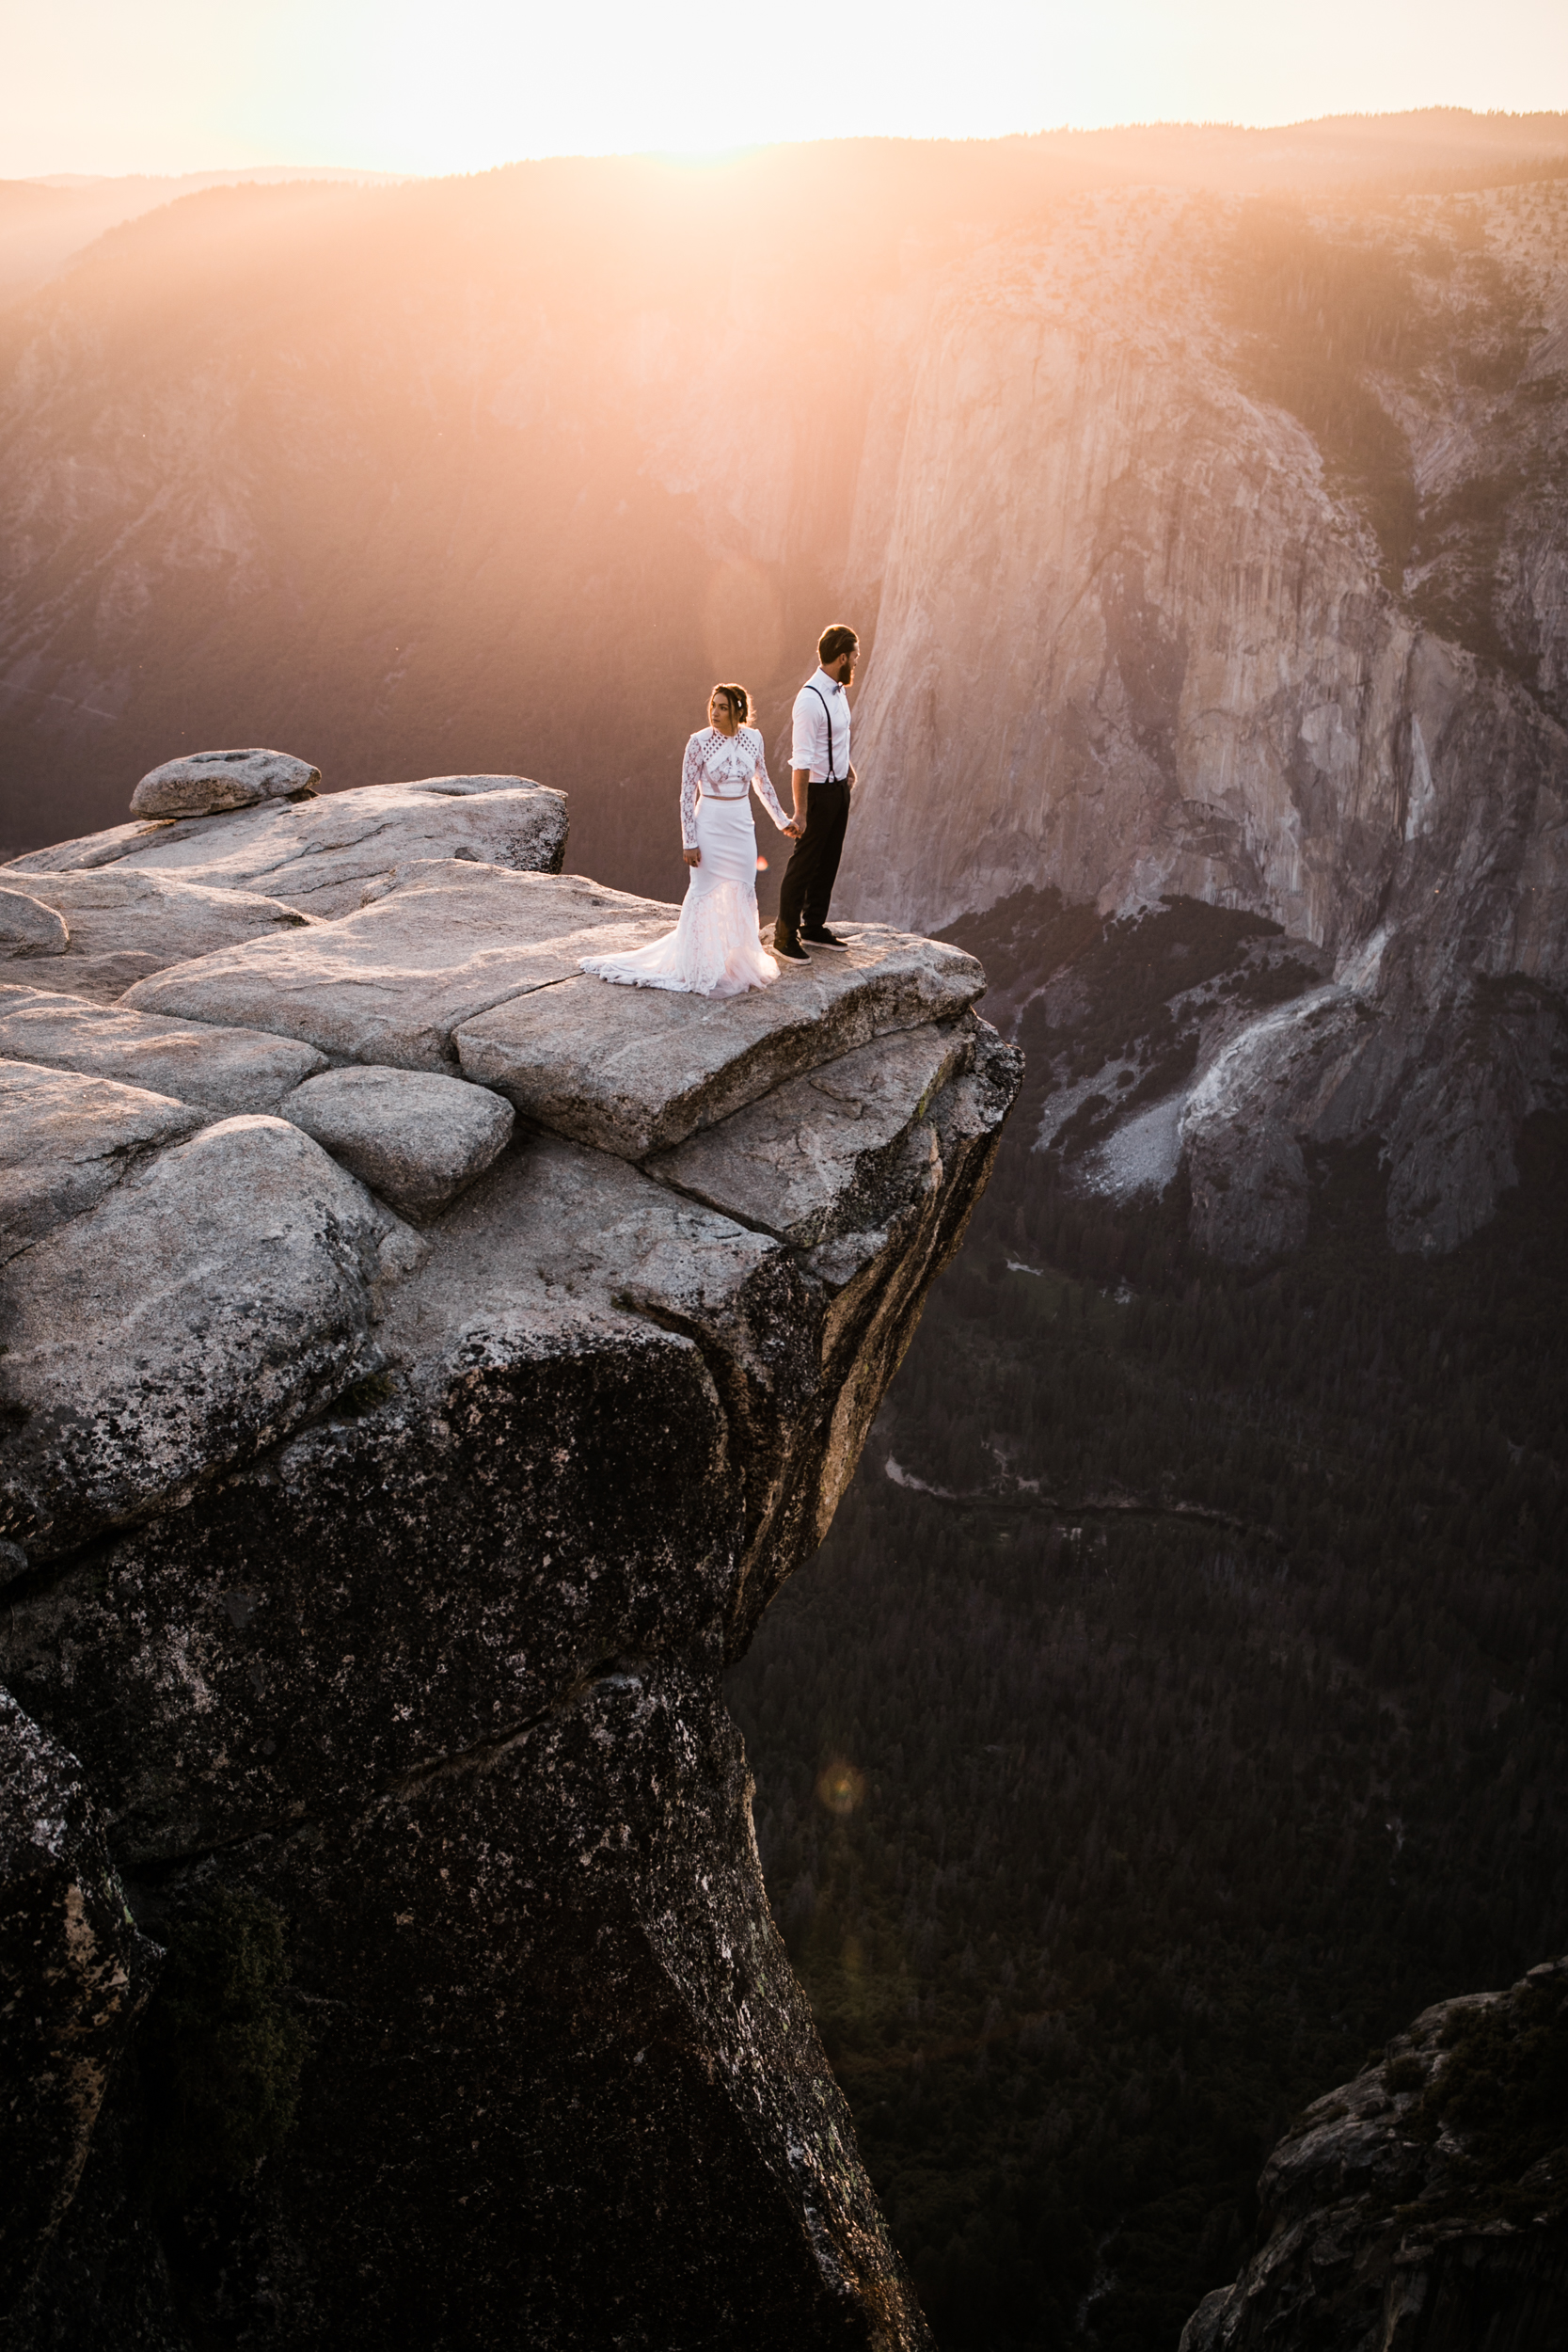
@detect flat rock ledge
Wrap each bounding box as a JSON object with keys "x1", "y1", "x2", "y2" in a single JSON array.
[
  {"x1": 0, "y1": 868, "x2": 319, "y2": 1004},
  {"x1": 7, "y1": 771, "x2": 569, "y2": 919},
  {"x1": 0, "y1": 793, "x2": 1020, "y2": 2352}
]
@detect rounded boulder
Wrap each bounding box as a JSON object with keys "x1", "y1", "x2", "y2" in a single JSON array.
[
  {"x1": 0, "y1": 886, "x2": 70, "y2": 954},
  {"x1": 279, "y1": 1065, "x2": 515, "y2": 1221},
  {"x1": 130, "y1": 749, "x2": 322, "y2": 819}
]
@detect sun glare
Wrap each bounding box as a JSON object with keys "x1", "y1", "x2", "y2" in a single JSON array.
[
  {"x1": 2, "y1": 0, "x2": 1565, "y2": 177},
  {"x1": 652, "y1": 142, "x2": 768, "y2": 169}
]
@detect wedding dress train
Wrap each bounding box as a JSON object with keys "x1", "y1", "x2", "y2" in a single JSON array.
[{"x1": 580, "y1": 725, "x2": 793, "y2": 999}]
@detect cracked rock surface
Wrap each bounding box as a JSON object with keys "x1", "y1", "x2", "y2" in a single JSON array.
[
  {"x1": 8, "y1": 772, "x2": 569, "y2": 917},
  {"x1": 0, "y1": 1059, "x2": 205, "y2": 1266},
  {"x1": 0, "y1": 983, "x2": 328, "y2": 1113},
  {"x1": 0, "y1": 785, "x2": 1019, "y2": 2349},
  {"x1": 0, "y1": 867, "x2": 319, "y2": 1005},
  {"x1": 122, "y1": 862, "x2": 674, "y2": 1070}
]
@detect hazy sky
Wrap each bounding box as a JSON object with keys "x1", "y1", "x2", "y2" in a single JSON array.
[{"x1": 5, "y1": 0, "x2": 1567, "y2": 178}]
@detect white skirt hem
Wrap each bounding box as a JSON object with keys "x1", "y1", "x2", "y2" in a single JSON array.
[{"x1": 580, "y1": 794, "x2": 780, "y2": 1000}]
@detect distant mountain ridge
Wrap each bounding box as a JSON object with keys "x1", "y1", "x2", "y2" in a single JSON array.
[{"x1": 0, "y1": 166, "x2": 413, "y2": 305}]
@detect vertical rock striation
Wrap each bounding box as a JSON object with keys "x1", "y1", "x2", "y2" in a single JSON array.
[{"x1": 837, "y1": 191, "x2": 1568, "y2": 1261}]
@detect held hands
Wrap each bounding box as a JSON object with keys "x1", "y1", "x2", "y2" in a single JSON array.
[
  {"x1": 683, "y1": 848, "x2": 701, "y2": 866},
  {"x1": 783, "y1": 821, "x2": 802, "y2": 840}
]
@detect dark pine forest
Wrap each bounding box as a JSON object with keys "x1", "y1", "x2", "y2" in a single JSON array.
[{"x1": 726, "y1": 893, "x2": 1568, "y2": 2352}]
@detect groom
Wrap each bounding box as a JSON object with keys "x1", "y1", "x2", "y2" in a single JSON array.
[{"x1": 773, "y1": 623, "x2": 859, "y2": 962}]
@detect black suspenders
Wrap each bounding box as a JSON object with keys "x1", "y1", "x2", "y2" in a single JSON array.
[{"x1": 806, "y1": 684, "x2": 839, "y2": 783}]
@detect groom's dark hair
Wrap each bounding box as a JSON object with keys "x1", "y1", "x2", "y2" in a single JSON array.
[{"x1": 818, "y1": 624, "x2": 859, "y2": 667}]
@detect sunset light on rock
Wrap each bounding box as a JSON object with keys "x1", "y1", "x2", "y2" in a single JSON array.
[{"x1": 3, "y1": 7, "x2": 1568, "y2": 2347}]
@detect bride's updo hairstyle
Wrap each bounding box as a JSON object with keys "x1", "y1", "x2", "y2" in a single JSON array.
[{"x1": 711, "y1": 682, "x2": 752, "y2": 730}]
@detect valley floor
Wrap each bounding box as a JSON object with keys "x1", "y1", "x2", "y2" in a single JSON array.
[{"x1": 728, "y1": 900, "x2": 1568, "y2": 2352}]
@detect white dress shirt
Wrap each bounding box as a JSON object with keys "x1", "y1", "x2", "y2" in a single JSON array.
[{"x1": 790, "y1": 669, "x2": 852, "y2": 783}]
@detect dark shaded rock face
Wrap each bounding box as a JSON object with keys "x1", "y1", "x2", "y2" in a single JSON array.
[
  {"x1": 0, "y1": 796, "x2": 1020, "y2": 2345},
  {"x1": 0, "y1": 1692, "x2": 161, "y2": 2314},
  {"x1": 1180, "y1": 1958, "x2": 1568, "y2": 2352}
]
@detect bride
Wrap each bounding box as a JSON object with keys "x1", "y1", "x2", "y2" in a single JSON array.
[{"x1": 580, "y1": 683, "x2": 800, "y2": 997}]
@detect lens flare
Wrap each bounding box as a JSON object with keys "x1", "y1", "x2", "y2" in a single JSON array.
[{"x1": 816, "y1": 1758, "x2": 866, "y2": 1817}]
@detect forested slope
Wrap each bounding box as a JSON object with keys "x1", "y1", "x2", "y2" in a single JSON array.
[{"x1": 727, "y1": 897, "x2": 1568, "y2": 2351}]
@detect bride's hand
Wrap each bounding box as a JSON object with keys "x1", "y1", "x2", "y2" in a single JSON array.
[
  {"x1": 783, "y1": 821, "x2": 802, "y2": 840},
  {"x1": 683, "y1": 848, "x2": 701, "y2": 866}
]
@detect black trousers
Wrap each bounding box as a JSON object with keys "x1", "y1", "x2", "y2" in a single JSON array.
[{"x1": 776, "y1": 777, "x2": 849, "y2": 943}]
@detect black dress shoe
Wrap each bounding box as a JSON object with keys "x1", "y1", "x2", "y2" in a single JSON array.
[
  {"x1": 772, "y1": 936, "x2": 811, "y2": 963},
  {"x1": 801, "y1": 928, "x2": 849, "y2": 949}
]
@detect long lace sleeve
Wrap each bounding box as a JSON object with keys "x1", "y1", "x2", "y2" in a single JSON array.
[
  {"x1": 748, "y1": 732, "x2": 793, "y2": 833},
  {"x1": 680, "y1": 733, "x2": 705, "y2": 849}
]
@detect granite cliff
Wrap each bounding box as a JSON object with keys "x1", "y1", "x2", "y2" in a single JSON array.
[
  {"x1": 0, "y1": 760, "x2": 1020, "y2": 2347},
  {"x1": 835, "y1": 183, "x2": 1568, "y2": 1264},
  {"x1": 1180, "y1": 1957, "x2": 1568, "y2": 2352}
]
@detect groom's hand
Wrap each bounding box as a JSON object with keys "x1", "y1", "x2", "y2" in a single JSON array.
[{"x1": 683, "y1": 848, "x2": 701, "y2": 866}]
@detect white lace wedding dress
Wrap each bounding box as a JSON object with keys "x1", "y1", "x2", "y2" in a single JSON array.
[{"x1": 580, "y1": 725, "x2": 795, "y2": 998}]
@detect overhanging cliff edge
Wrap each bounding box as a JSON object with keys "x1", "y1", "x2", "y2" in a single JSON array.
[{"x1": 0, "y1": 774, "x2": 1021, "y2": 2350}]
